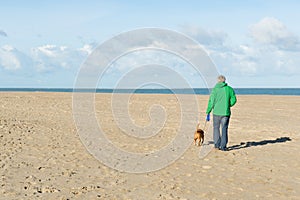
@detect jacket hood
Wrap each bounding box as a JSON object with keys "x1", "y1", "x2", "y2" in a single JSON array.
[{"x1": 215, "y1": 82, "x2": 227, "y2": 88}]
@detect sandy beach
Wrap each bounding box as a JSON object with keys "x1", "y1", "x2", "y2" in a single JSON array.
[{"x1": 1, "y1": 92, "x2": 300, "y2": 199}]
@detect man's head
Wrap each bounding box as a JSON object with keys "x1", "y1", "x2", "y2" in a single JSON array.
[{"x1": 218, "y1": 75, "x2": 226, "y2": 83}]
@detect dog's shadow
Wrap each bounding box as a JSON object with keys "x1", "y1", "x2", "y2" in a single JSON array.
[{"x1": 227, "y1": 136, "x2": 292, "y2": 151}]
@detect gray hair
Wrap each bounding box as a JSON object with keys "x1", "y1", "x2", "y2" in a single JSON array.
[{"x1": 218, "y1": 75, "x2": 226, "y2": 82}]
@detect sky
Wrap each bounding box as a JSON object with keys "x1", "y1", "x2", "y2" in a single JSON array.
[{"x1": 0, "y1": 0, "x2": 300, "y2": 88}]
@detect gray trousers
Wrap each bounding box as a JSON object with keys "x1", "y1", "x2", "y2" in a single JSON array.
[{"x1": 213, "y1": 115, "x2": 230, "y2": 150}]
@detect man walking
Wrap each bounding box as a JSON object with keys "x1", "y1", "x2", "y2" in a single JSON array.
[{"x1": 206, "y1": 75, "x2": 237, "y2": 151}]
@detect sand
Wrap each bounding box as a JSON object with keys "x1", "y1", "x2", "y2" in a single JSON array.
[{"x1": 0, "y1": 92, "x2": 300, "y2": 199}]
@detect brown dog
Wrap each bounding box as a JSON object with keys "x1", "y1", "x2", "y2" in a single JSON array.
[{"x1": 194, "y1": 123, "x2": 204, "y2": 146}]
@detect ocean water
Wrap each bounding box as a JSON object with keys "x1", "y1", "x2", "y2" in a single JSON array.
[{"x1": 0, "y1": 88, "x2": 300, "y2": 95}]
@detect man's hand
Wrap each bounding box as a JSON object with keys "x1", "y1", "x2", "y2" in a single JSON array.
[{"x1": 206, "y1": 114, "x2": 210, "y2": 121}]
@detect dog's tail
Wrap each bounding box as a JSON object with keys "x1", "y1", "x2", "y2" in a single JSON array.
[{"x1": 196, "y1": 122, "x2": 201, "y2": 130}]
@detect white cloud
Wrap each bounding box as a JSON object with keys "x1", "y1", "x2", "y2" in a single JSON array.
[
  {"x1": 31, "y1": 44, "x2": 88, "y2": 72},
  {"x1": 182, "y1": 25, "x2": 260, "y2": 76},
  {"x1": 249, "y1": 17, "x2": 299, "y2": 50},
  {"x1": 0, "y1": 43, "x2": 94, "y2": 74},
  {"x1": 98, "y1": 49, "x2": 202, "y2": 88},
  {"x1": 78, "y1": 43, "x2": 97, "y2": 55},
  {"x1": 271, "y1": 50, "x2": 300, "y2": 74},
  {"x1": 0, "y1": 45, "x2": 35, "y2": 75},
  {"x1": 211, "y1": 43, "x2": 300, "y2": 77},
  {"x1": 0, "y1": 45, "x2": 21, "y2": 70},
  {"x1": 35, "y1": 45, "x2": 58, "y2": 57},
  {"x1": 182, "y1": 25, "x2": 228, "y2": 49}
]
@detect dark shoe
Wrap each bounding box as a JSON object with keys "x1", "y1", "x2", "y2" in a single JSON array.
[{"x1": 219, "y1": 147, "x2": 228, "y2": 151}]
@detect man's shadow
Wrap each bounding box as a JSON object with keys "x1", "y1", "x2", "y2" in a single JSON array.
[{"x1": 227, "y1": 137, "x2": 292, "y2": 151}]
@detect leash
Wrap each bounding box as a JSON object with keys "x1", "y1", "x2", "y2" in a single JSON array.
[{"x1": 203, "y1": 120, "x2": 208, "y2": 132}]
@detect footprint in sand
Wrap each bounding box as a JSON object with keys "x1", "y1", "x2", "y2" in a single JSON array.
[{"x1": 202, "y1": 165, "x2": 212, "y2": 169}]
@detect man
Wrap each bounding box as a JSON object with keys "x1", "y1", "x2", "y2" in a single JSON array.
[{"x1": 206, "y1": 75, "x2": 237, "y2": 151}]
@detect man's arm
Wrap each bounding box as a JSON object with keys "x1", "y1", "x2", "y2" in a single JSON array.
[
  {"x1": 206, "y1": 89, "x2": 215, "y2": 114},
  {"x1": 230, "y1": 88, "x2": 237, "y2": 107}
]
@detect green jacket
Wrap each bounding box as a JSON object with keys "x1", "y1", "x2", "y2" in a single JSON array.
[{"x1": 206, "y1": 82, "x2": 237, "y2": 116}]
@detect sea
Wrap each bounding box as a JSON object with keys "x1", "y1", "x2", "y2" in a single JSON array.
[{"x1": 0, "y1": 88, "x2": 300, "y2": 95}]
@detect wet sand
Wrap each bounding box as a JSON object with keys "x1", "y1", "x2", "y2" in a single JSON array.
[{"x1": 1, "y1": 92, "x2": 300, "y2": 199}]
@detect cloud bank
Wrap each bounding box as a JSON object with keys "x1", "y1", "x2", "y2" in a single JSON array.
[
  {"x1": 182, "y1": 17, "x2": 300, "y2": 79},
  {"x1": 0, "y1": 17, "x2": 299, "y2": 87},
  {"x1": 249, "y1": 17, "x2": 299, "y2": 51}
]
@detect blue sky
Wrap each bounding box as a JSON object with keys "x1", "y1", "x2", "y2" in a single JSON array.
[{"x1": 0, "y1": 0, "x2": 300, "y2": 88}]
